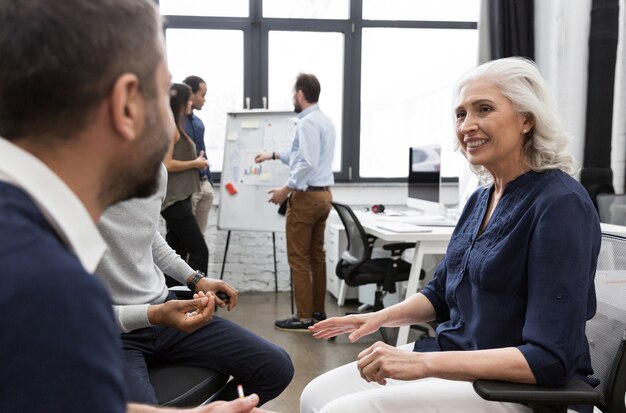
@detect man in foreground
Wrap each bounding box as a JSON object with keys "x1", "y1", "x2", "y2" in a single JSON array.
[{"x1": 0, "y1": 1, "x2": 277, "y2": 412}]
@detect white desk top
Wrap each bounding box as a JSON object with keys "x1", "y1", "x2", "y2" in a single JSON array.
[
  {"x1": 361, "y1": 222, "x2": 455, "y2": 242},
  {"x1": 354, "y1": 210, "x2": 455, "y2": 242}
]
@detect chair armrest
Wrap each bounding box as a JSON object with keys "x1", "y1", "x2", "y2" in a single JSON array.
[
  {"x1": 382, "y1": 242, "x2": 416, "y2": 256},
  {"x1": 473, "y1": 379, "x2": 600, "y2": 406}
]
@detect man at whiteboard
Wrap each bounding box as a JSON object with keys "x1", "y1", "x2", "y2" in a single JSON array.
[{"x1": 255, "y1": 73, "x2": 336, "y2": 331}]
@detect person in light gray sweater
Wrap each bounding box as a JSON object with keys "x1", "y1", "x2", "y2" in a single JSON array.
[{"x1": 95, "y1": 164, "x2": 294, "y2": 406}]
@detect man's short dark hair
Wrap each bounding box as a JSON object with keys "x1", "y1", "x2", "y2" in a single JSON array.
[
  {"x1": 294, "y1": 73, "x2": 321, "y2": 103},
  {"x1": 0, "y1": 0, "x2": 163, "y2": 141},
  {"x1": 183, "y1": 76, "x2": 206, "y2": 94}
]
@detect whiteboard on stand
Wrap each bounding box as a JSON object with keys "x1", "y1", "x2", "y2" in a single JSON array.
[{"x1": 218, "y1": 110, "x2": 297, "y2": 233}]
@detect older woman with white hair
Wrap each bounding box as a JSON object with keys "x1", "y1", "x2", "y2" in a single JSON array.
[{"x1": 302, "y1": 57, "x2": 601, "y2": 413}]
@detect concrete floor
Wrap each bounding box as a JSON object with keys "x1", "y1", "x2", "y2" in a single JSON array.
[{"x1": 217, "y1": 291, "x2": 387, "y2": 413}]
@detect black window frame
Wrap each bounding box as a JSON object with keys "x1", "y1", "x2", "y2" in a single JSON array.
[{"x1": 158, "y1": 0, "x2": 477, "y2": 184}]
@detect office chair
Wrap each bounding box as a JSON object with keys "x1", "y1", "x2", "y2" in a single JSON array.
[
  {"x1": 473, "y1": 231, "x2": 626, "y2": 413},
  {"x1": 596, "y1": 193, "x2": 626, "y2": 225},
  {"x1": 331, "y1": 202, "x2": 422, "y2": 343},
  {"x1": 148, "y1": 286, "x2": 230, "y2": 407}
]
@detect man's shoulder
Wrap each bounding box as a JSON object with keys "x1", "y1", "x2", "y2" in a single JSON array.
[
  {"x1": 0, "y1": 181, "x2": 98, "y2": 290},
  {"x1": 0, "y1": 182, "x2": 63, "y2": 251},
  {"x1": 300, "y1": 107, "x2": 333, "y2": 129},
  {"x1": 0, "y1": 182, "x2": 114, "y2": 319},
  {"x1": 0, "y1": 184, "x2": 126, "y2": 413},
  {"x1": 190, "y1": 113, "x2": 205, "y2": 127},
  {"x1": 0, "y1": 182, "x2": 53, "y2": 242}
]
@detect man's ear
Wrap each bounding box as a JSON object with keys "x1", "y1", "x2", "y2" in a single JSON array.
[{"x1": 110, "y1": 73, "x2": 143, "y2": 142}]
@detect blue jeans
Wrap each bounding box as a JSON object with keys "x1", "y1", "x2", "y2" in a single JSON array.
[{"x1": 120, "y1": 302, "x2": 294, "y2": 405}]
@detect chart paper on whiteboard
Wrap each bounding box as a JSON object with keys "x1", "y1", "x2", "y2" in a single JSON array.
[{"x1": 218, "y1": 110, "x2": 297, "y2": 232}]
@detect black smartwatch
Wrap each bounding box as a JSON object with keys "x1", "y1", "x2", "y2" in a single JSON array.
[{"x1": 187, "y1": 270, "x2": 206, "y2": 293}]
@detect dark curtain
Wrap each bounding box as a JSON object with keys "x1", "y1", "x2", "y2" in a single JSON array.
[
  {"x1": 581, "y1": 0, "x2": 619, "y2": 204},
  {"x1": 488, "y1": 0, "x2": 534, "y2": 59}
]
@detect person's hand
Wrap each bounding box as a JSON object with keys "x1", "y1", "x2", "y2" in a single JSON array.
[
  {"x1": 254, "y1": 152, "x2": 272, "y2": 163},
  {"x1": 190, "y1": 393, "x2": 279, "y2": 413},
  {"x1": 147, "y1": 294, "x2": 215, "y2": 334},
  {"x1": 356, "y1": 341, "x2": 425, "y2": 385},
  {"x1": 309, "y1": 312, "x2": 386, "y2": 342},
  {"x1": 267, "y1": 187, "x2": 290, "y2": 205},
  {"x1": 195, "y1": 278, "x2": 239, "y2": 310},
  {"x1": 194, "y1": 150, "x2": 210, "y2": 170}
]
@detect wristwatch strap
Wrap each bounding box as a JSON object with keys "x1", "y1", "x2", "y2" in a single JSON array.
[{"x1": 187, "y1": 270, "x2": 206, "y2": 293}]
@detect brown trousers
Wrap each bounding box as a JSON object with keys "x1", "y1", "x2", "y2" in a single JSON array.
[{"x1": 286, "y1": 190, "x2": 333, "y2": 319}]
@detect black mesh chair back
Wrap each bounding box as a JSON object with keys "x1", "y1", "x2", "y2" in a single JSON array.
[
  {"x1": 473, "y1": 231, "x2": 626, "y2": 413},
  {"x1": 331, "y1": 201, "x2": 374, "y2": 280},
  {"x1": 331, "y1": 201, "x2": 418, "y2": 342},
  {"x1": 331, "y1": 201, "x2": 416, "y2": 291},
  {"x1": 588, "y1": 232, "x2": 626, "y2": 412}
]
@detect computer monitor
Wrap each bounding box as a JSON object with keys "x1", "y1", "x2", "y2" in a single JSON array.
[{"x1": 407, "y1": 145, "x2": 442, "y2": 215}]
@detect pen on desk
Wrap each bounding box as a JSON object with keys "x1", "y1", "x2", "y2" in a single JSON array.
[{"x1": 237, "y1": 384, "x2": 245, "y2": 399}]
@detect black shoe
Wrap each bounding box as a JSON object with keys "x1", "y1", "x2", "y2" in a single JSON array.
[
  {"x1": 274, "y1": 317, "x2": 313, "y2": 332},
  {"x1": 312, "y1": 312, "x2": 327, "y2": 323}
]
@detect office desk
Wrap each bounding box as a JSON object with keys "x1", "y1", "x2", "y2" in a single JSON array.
[{"x1": 359, "y1": 216, "x2": 454, "y2": 346}]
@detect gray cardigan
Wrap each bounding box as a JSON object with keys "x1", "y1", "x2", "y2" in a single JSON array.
[{"x1": 95, "y1": 164, "x2": 194, "y2": 332}]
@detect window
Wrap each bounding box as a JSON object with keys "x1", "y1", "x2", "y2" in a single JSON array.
[
  {"x1": 359, "y1": 28, "x2": 478, "y2": 177},
  {"x1": 268, "y1": 31, "x2": 344, "y2": 171},
  {"x1": 165, "y1": 29, "x2": 244, "y2": 172},
  {"x1": 263, "y1": 0, "x2": 349, "y2": 19},
  {"x1": 362, "y1": 0, "x2": 480, "y2": 22},
  {"x1": 159, "y1": 0, "x2": 248, "y2": 17},
  {"x1": 160, "y1": 0, "x2": 479, "y2": 182}
]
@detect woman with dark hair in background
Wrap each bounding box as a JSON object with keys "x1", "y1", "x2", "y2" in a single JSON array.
[{"x1": 161, "y1": 83, "x2": 210, "y2": 277}]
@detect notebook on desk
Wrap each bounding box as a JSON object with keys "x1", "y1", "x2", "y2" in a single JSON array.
[{"x1": 375, "y1": 222, "x2": 432, "y2": 233}]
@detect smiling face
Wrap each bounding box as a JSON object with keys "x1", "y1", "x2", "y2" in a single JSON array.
[{"x1": 454, "y1": 79, "x2": 534, "y2": 178}]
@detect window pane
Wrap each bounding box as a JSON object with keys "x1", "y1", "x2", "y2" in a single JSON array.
[
  {"x1": 363, "y1": 0, "x2": 480, "y2": 22},
  {"x1": 263, "y1": 0, "x2": 349, "y2": 19},
  {"x1": 160, "y1": 0, "x2": 248, "y2": 17},
  {"x1": 360, "y1": 28, "x2": 478, "y2": 178},
  {"x1": 268, "y1": 31, "x2": 344, "y2": 172},
  {"x1": 165, "y1": 29, "x2": 244, "y2": 173}
]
